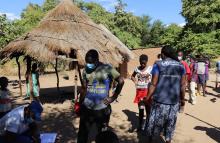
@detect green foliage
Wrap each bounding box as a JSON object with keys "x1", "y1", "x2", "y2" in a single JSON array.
[
  {"x1": 20, "y1": 3, "x2": 44, "y2": 32},
  {"x1": 0, "y1": 0, "x2": 59, "y2": 50},
  {"x1": 82, "y1": 1, "x2": 146, "y2": 48},
  {"x1": 83, "y1": 2, "x2": 114, "y2": 29},
  {"x1": 177, "y1": 30, "x2": 220, "y2": 57},
  {"x1": 147, "y1": 20, "x2": 165, "y2": 47},
  {"x1": 139, "y1": 15, "x2": 151, "y2": 46},
  {"x1": 42, "y1": 0, "x2": 59, "y2": 12},
  {"x1": 0, "y1": 0, "x2": 182, "y2": 51},
  {"x1": 0, "y1": 15, "x2": 23, "y2": 49},
  {"x1": 182, "y1": 0, "x2": 220, "y2": 33},
  {"x1": 115, "y1": 0, "x2": 127, "y2": 13},
  {"x1": 160, "y1": 24, "x2": 182, "y2": 47},
  {"x1": 113, "y1": 11, "x2": 143, "y2": 48},
  {"x1": 179, "y1": 0, "x2": 220, "y2": 58}
]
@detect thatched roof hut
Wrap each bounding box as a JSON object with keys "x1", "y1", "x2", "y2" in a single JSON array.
[
  {"x1": 0, "y1": 0, "x2": 133, "y2": 67},
  {"x1": 0, "y1": 0, "x2": 134, "y2": 98}
]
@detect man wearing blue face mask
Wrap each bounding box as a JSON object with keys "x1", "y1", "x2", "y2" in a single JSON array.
[
  {"x1": 77, "y1": 49, "x2": 124, "y2": 143},
  {"x1": 0, "y1": 101, "x2": 43, "y2": 143}
]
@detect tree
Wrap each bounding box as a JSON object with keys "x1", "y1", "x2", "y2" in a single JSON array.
[
  {"x1": 182, "y1": 0, "x2": 220, "y2": 33},
  {"x1": 0, "y1": 0, "x2": 177, "y2": 51},
  {"x1": 83, "y1": 2, "x2": 114, "y2": 29},
  {"x1": 147, "y1": 20, "x2": 165, "y2": 47},
  {"x1": 115, "y1": 0, "x2": 127, "y2": 13},
  {"x1": 20, "y1": 3, "x2": 44, "y2": 33},
  {"x1": 0, "y1": 15, "x2": 22, "y2": 49},
  {"x1": 139, "y1": 15, "x2": 151, "y2": 47},
  {"x1": 42, "y1": 0, "x2": 59, "y2": 12},
  {"x1": 178, "y1": 0, "x2": 220, "y2": 57},
  {"x1": 177, "y1": 30, "x2": 220, "y2": 57},
  {"x1": 160, "y1": 24, "x2": 182, "y2": 47}
]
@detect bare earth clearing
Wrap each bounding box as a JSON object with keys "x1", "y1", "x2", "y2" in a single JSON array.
[{"x1": 4, "y1": 71, "x2": 220, "y2": 143}]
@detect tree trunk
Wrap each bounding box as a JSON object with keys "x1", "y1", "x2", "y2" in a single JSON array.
[
  {"x1": 16, "y1": 57, "x2": 22, "y2": 96},
  {"x1": 77, "y1": 63, "x2": 83, "y2": 86},
  {"x1": 55, "y1": 58, "x2": 60, "y2": 91},
  {"x1": 74, "y1": 63, "x2": 78, "y2": 101}
]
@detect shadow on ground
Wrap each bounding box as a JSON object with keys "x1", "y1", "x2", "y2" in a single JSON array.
[
  {"x1": 122, "y1": 109, "x2": 165, "y2": 143},
  {"x1": 122, "y1": 109, "x2": 138, "y2": 133},
  {"x1": 41, "y1": 108, "x2": 78, "y2": 143},
  {"x1": 194, "y1": 126, "x2": 220, "y2": 143},
  {"x1": 185, "y1": 113, "x2": 220, "y2": 130},
  {"x1": 39, "y1": 86, "x2": 81, "y2": 104},
  {"x1": 205, "y1": 91, "x2": 220, "y2": 98}
]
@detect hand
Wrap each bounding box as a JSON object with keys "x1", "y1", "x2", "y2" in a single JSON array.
[
  {"x1": 103, "y1": 97, "x2": 115, "y2": 105},
  {"x1": 143, "y1": 96, "x2": 148, "y2": 103},
  {"x1": 144, "y1": 95, "x2": 152, "y2": 102}
]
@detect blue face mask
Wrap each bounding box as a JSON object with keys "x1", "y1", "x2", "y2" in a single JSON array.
[{"x1": 86, "y1": 63, "x2": 96, "y2": 70}]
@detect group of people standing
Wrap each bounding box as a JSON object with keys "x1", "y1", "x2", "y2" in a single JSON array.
[
  {"x1": 0, "y1": 45, "x2": 219, "y2": 143},
  {"x1": 76, "y1": 46, "x2": 218, "y2": 143},
  {"x1": 131, "y1": 46, "x2": 186, "y2": 143},
  {"x1": 179, "y1": 53, "x2": 211, "y2": 105},
  {"x1": 76, "y1": 46, "x2": 186, "y2": 143}
]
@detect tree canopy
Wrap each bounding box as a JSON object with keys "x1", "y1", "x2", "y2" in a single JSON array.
[{"x1": 178, "y1": 0, "x2": 220, "y2": 57}]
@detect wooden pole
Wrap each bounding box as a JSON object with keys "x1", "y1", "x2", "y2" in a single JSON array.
[
  {"x1": 16, "y1": 56, "x2": 22, "y2": 96},
  {"x1": 77, "y1": 63, "x2": 83, "y2": 86},
  {"x1": 55, "y1": 58, "x2": 60, "y2": 92},
  {"x1": 74, "y1": 62, "x2": 78, "y2": 101}
]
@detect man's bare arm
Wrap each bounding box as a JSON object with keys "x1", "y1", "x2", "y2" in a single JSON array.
[
  {"x1": 146, "y1": 74, "x2": 159, "y2": 101},
  {"x1": 103, "y1": 76, "x2": 124, "y2": 105},
  {"x1": 180, "y1": 75, "x2": 186, "y2": 106},
  {"x1": 131, "y1": 72, "x2": 137, "y2": 83}
]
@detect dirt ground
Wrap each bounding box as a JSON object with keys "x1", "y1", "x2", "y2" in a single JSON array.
[{"x1": 4, "y1": 70, "x2": 220, "y2": 143}]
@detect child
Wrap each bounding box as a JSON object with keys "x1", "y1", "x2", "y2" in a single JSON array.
[
  {"x1": 26, "y1": 63, "x2": 40, "y2": 101},
  {"x1": 95, "y1": 131, "x2": 119, "y2": 143},
  {"x1": 0, "y1": 77, "x2": 12, "y2": 118},
  {"x1": 131, "y1": 54, "x2": 152, "y2": 131}
]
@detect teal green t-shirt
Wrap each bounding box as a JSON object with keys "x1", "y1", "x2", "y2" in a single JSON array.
[{"x1": 83, "y1": 64, "x2": 120, "y2": 110}]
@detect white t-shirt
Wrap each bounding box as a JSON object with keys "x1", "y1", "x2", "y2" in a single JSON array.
[
  {"x1": 0, "y1": 105, "x2": 29, "y2": 135},
  {"x1": 134, "y1": 66, "x2": 152, "y2": 89}
]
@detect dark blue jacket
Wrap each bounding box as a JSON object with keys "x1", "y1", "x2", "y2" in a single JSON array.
[{"x1": 153, "y1": 58, "x2": 185, "y2": 105}]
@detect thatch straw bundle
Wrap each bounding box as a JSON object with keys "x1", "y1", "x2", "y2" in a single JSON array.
[{"x1": 0, "y1": 0, "x2": 133, "y2": 66}]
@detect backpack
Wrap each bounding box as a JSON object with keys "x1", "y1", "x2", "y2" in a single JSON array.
[{"x1": 197, "y1": 62, "x2": 206, "y2": 74}]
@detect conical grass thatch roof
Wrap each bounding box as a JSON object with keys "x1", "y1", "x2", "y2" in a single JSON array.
[{"x1": 0, "y1": 0, "x2": 133, "y2": 66}]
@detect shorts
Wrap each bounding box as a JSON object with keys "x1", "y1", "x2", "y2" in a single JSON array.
[
  {"x1": 197, "y1": 74, "x2": 206, "y2": 85},
  {"x1": 134, "y1": 89, "x2": 148, "y2": 104}
]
